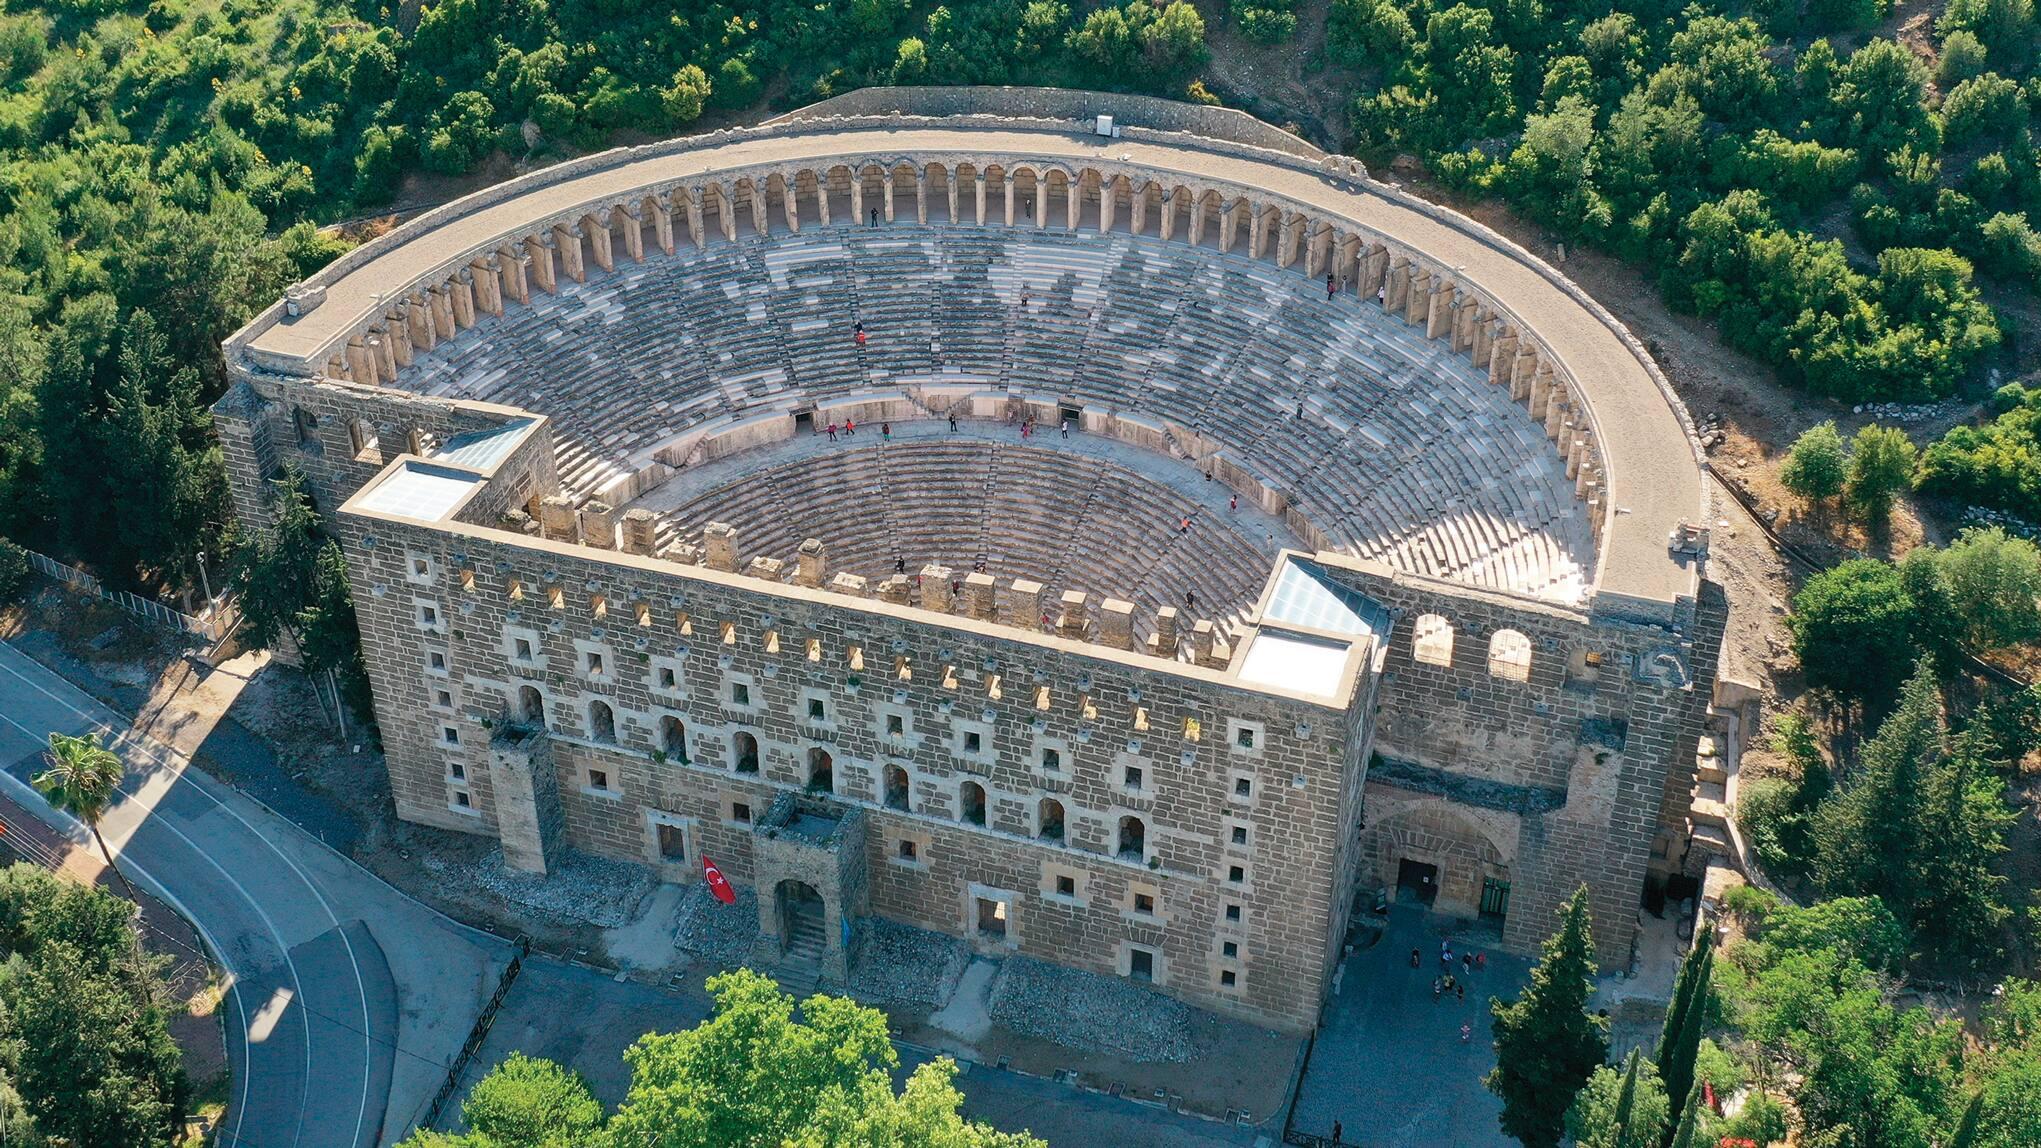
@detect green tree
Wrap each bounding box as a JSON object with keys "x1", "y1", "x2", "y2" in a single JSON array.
[
  {"x1": 1845, "y1": 423, "x2": 1918, "y2": 527},
  {"x1": 1933, "y1": 527, "x2": 2041, "y2": 651},
  {"x1": 1811, "y1": 661, "x2": 1941, "y2": 902},
  {"x1": 228, "y1": 468, "x2": 372, "y2": 726},
  {"x1": 34, "y1": 732, "x2": 135, "y2": 902},
  {"x1": 1488, "y1": 887, "x2": 1609, "y2": 1148},
  {"x1": 1657, "y1": 939, "x2": 1713, "y2": 1125},
  {"x1": 1910, "y1": 731, "x2": 2016, "y2": 970},
  {"x1": 1789, "y1": 559, "x2": 1920, "y2": 711},
  {"x1": 5, "y1": 940, "x2": 185, "y2": 1147},
  {"x1": 1566, "y1": 1050, "x2": 1672, "y2": 1148},
  {"x1": 1665, "y1": 1084, "x2": 1703, "y2": 1148},
  {"x1": 1781, "y1": 421, "x2": 1849, "y2": 509}
]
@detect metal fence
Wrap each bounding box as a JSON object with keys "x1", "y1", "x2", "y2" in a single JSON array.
[
  {"x1": 20, "y1": 547, "x2": 235, "y2": 643},
  {"x1": 421, "y1": 934, "x2": 532, "y2": 1132}
]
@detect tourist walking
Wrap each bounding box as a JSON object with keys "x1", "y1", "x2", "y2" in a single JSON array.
[
  {"x1": 1229, "y1": 493, "x2": 1237, "y2": 511},
  {"x1": 949, "y1": 413, "x2": 958, "y2": 432},
  {"x1": 1332, "y1": 1121, "x2": 1343, "y2": 1145},
  {"x1": 1179, "y1": 515, "x2": 1191, "y2": 534},
  {"x1": 870, "y1": 208, "x2": 880, "y2": 226},
  {"x1": 855, "y1": 329, "x2": 867, "y2": 347},
  {"x1": 1460, "y1": 1022, "x2": 1472, "y2": 1043},
  {"x1": 1410, "y1": 948, "x2": 1421, "y2": 969},
  {"x1": 1184, "y1": 589, "x2": 1196, "y2": 610},
  {"x1": 881, "y1": 422, "x2": 891, "y2": 440},
  {"x1": 845, "y1": 418, "x2": 856, "y2": 436},
  {"x1": 1061, "y1": 418, "x2": 1070, "y2": 437},
  {"x1": 1327, "y1": 275, "x2": 1337, "y2": 300},
  {"x1": 895, "y1": 557, "x2": 906, "y2": 575},
  {"x1": 826, "y1": 422, "x2": 838, "y2": 441}
]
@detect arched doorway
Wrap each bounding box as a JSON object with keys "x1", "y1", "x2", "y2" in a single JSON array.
[
  {"x1": 775, "y1": 879, "x2": 826, "y2": 962},
  {"x1": 806, "y1": 747, "x2": 834, "y2": 793}
]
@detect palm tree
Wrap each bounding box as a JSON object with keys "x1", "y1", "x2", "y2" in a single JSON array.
[{"x1": 36, "y1": 732, "x2": 137, "y2": 902}]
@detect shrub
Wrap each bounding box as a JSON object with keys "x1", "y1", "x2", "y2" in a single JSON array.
[
  {"x1": 1782, "y1": 420, "x2": 1849, "y2": 506},
  {"x1": 0, "y1": 537, "x2": 28, "y2": 604},
  {"x1": 1789, "y1": 558, "x2": 1921, "y2": 708},
  {"x1": 1237, "y1": 4, "x2": 1297, "y2": 44},
  {"x1": 1845, "y1": 423, "x2": 1918, "y2": 526}
]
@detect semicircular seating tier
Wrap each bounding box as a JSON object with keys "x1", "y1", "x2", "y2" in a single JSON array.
[{"x1": 391, "y1": 224, "x2": 1596, "y2": 604}]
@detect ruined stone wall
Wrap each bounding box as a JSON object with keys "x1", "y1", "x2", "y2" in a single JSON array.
[
  {"x1": 215, "y1": 374, "x2": 549, "y2": 527},
  {"x1": 1321, "y1": 559, "x2": 1720, "y2": 966},
  {"x1": 337, "y1": 508, "x2": 1360, "y2": 1032}
]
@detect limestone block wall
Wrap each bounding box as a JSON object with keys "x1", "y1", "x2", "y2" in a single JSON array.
[
  {"x1": 336, "y1": 508, "x2": 1363, "y2": 1032},
  {"x1": 1317, "y1": 558, "x2": 1724, "y2": 964},
  {"x1": 214, "y1": 374, "x2": 552, "y2": 527}
]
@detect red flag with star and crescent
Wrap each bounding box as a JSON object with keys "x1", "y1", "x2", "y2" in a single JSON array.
[{"x1": 701, "y1": 854, "x2": 737, "y2": 904}]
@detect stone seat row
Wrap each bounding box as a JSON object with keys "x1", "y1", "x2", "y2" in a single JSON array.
[{"x1": 393, "y1": 224, "x2": 1593, "y2": 598}]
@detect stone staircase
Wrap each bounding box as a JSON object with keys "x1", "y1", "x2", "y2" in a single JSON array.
[{"x1": 776, "y1": 909, "x2": 827, "y2": 997}]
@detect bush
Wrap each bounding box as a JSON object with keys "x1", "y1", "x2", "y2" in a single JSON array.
[
  {"x1": 1782, "y1": 420, "x2": 1849, "y2": 506},
  {"x1": 1918, "y1": 383, "x2": 2041, "y2": 520},
  {"x1": 1237, "y1": 4, "x2": 1297, "y2": 44},
  {"x1": 1845, "y1": 423, "x2": 1918, "y2": 526},
  {"x1": 1790, "y1": 558, "x2": 1921, "y2": 709},
  {"x1": 0, "y1": 537, "x2": 28, "y2": 604},
  {"x1": 1738, "y1": 775, "x2": 1805, "y2": 875}
]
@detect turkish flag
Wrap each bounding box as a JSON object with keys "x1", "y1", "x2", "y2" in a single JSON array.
[{"x1": 701, "y1": 854, "x2": 737, "y2": 905}]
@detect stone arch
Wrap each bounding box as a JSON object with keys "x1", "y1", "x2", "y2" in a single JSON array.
[
  {"x1": 1117, "y1": 814, "x2": 1146, "y2": 861},
  {"x1": 959, "y1": 779, "x2": 987, "y2": 826},
  {"x1": 658, "y1": 714, "x2": 688, "y2": 762},
  {"x1": 1412, "y1": 613, "x2": 1454, "y2": 667},
  {"x1": 1037, "y1": 796, "x2": 1065, "y2": 841},
  {"x1": 517, "y1": 683, "x2": 547, "y2": 726},
  {"x1": 587, "y1": 699, "x2": 616, "y2": 742},
  {"x1": 806, "y1": 745, "x2": 834, "y2": 793},
  {"x1": 883, "y1": 762, "x2": 911, "y2": 810},
  {"x1": 1358, "y1": 797, "x2": 1516, "y2": 919},
  {"x1": 1488, "y1": 629, "x2": 1533, "y2": 681},
  {"x1": 732, "y1": 730, "x2": 760, "y2": 774}
]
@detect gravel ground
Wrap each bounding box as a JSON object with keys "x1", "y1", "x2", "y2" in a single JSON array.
[
  {"x1": 672, "y1": 882, "x2": 759, "y2": 964},
  {"x1": 989, "y1": 956, "x2": 1197, "y2": 1062},
  {"x1": 424, "y1": 848, "x2": 657, "y2": 928},
  {"x1": 850, "y1": 918, "x2": 969, "y2": 1006}
]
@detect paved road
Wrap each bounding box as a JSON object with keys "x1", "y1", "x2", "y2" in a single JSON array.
[{"x1": 0, "y1": 641, "x2": 506, "y2": 1147}]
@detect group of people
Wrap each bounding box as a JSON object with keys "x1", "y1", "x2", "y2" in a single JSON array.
[{"x1": 1413, "y1": 940, "x2": 1487, "y2": 1044}]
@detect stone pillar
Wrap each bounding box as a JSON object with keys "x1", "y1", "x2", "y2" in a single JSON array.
[
  {"x1": 1056, "y1": 591, "x2": 1089, "y2": 639},
  {"x1": 1191, "y1": 619, "x2": 1219, "y2": 668},
  {"x1": 703, "y1": 522, "x2": 738, "y2": 572},
  {"x1": 749, "y1": 182, "x2": 770, "y2": 236},
  {"x1": 718, "y1": 184, "x2": 738, "y2": 242},
  {"x1": 829, "y1": 572, "x2": 869, "y2": 598},
  {"x1": 539, "y1": 495, "x2": 579, "y2": 543},
  {"x1": 1384, "y1": 259, "x2": 1411, "y2": 314},
  {"x1": 1188, "y1": 195, "x2": 1206, "y2": 245},
  {"x1": 549, "y1": 224, "x2": 582, "y2": 283},
  {"x1": 622, "y1": 205, "x2": 648, "y2": 261},
  {"x1": 620, "y1": 509, "x2": 659, "y2": 555},
  {"x1": 649, "y1": 196, "x2": 675, "y2": 255},
  {"x1": 1510, "y1": 347, "x2": 1538, "y2": 401},
  {"x1": 1099, "y1": 176, "x2": 1117, "y2": 233},
  {"x1": 345, "y1": 338, "x2": 379, "y2": 386},
  {"x1": 405, "y1": 296, "x2": 436, "y2": 351},
  {"x1": 1544, "y1": 381, "x2": 1569, "y2": 441},
  {"x1": 782, "y1": 178, "x2": 800, "y2": 234},
  {"x1": 371, "y1": 333, "x2": 395, "y2": 379},
  {"x1": 489, "y1": 728, "x2": 564, "y2": 875},
  {"x1": 946, "y1": 172, "x2": 958, "y2": 225},
  {"x1": 428, "y1": 286, "x2": 456, "y2": 340},
  {"x1": 1425, "y1": 284, "x2": 1455, "y2": 340},
  {"x1": 919, "y1": 564, "x2": 954, "y2": 612},
  {"x1": 746, "y1": 556, "x2": 785, "y2": 582},
  {"x1": 851, "y1": 171, "x2": 865, "y2": 225},
  {"x1": 1452, "y1": 300, "x2": 1478, "y2": 352},
  {"x1": 882, "y1": 171, "x2": 895, "y2": 223},
  {"x1": 816, "y1": 177, "x2": 832, "y2": 227},
  {"x1": 1404, "y1": 269, "x2": 1431, "y2": 325},
  {"x1": 451, "y1": 275, "x2": 477, "y2": 329},
  {"x1": 914, "y1": 169, "x2": 927, "y2": 224},
  {"x1": 1472, "y1": 317, "x2": 1497, "y2": 369},
  {"x1": 1148, "y1": 606, "x2": 1180, "y2": 658},
  {"x1": 975, "y1": 174, "x2": 987, "y2": 225},
  {"x1": 501, "y1": 247, "x2": 532, "y2": 305},
  {"x1": 686, "y1": 186, "x2": 706, "y2": 248},
  {"x1": 1277, "y1": 215, "x2": 1299, "y2": 268},
  {"x1": 1130, "y1": 181, "x2": 1148, "y2": 234},
  {"x1": 387, "y1": 314, "x2": 414, "y2": 367},
  {"x1": 1003, "y1": 175, "x2": 1016, "y2": 226},
  {"x1": 1158, "y1": 188, "x2": 1177, "y2": 242},
  {"x1": 877, "y1": 574, "x2": 911, "y2": 604},
  {"x1": 965, "y1": 572, "x2": 998, "y2": 620},
  {"x1": 1098, "y1": 598, "x2": 1135, "y2": 650},
  {"x1": 1065, "y1": 176, "x2": 1079, "y2": 229},
  {"x1": 796, "y1": 538, "x2": 827, "y2": 588},
  {"x1": 1529, "y1": 364, "x2": 1556, "y2": 420},
  {"x1": 1002, "y1": 578, "x2": 1042, "y2": 628},
  {"x1": 1305, "y1": 224, "x2": 1325, "y2": 278},
  {"x1": 470, "y1": 258, "x2": 503, "y2": 317},
  {"x1": 578, "y1": 500, "x2": 617, "y2": 549},
  {"x1": 1360, "y1": 245, "x2": 1390, "y2": 300}
]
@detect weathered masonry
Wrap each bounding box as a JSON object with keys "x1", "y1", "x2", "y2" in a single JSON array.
[{"x1": 217, "y1": 88, "x2": 1729, "y2": 1032}]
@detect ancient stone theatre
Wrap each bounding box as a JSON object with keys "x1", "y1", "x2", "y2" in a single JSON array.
[{"x1": 217, "y1": 87, "x2": 1726, "y2": 1033}]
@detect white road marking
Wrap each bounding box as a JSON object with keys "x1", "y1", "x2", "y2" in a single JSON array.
[{"x1": 0, "y1": 646, "x2": 377, "y2": 1148}]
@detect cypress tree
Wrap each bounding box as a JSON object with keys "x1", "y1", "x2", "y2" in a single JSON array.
[
  {"x1": 1657, "y1": 943, "x2": 1712, "y2": 1142},
  {"x1": 1610, "y1": 1050, "x2": 1641, "y2": 1146},
  {"x1": 1488, "y1": 886, "x2": 1610, "y2": 1148},
  {"x1": 1655, "y1": 932, "x2": 1709, "y2": 1069},
  {"x1": 1665, "y1": 1083, "x2": 1702, "y2": 1148}
]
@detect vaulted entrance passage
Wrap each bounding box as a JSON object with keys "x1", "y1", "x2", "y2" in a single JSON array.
[
  {"x1": 776, "y1": 880, "x2": 826, "y2": 963},
  {"x1": 1397, "y1": 858, "x2": 1439, "y2": 907}
]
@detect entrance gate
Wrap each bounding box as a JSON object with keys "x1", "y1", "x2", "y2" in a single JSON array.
[
  {"x1": 1480, "y1": 876, "x2": 1511, "y2": 920},
  {"x1": 1396, "y1": 858, "x2": 1439, "y2": 906}
]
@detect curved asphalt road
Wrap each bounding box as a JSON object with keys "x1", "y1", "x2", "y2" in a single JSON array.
[{"x1": 0, "y1": 641, "x2": 496, "y2": 1147}]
